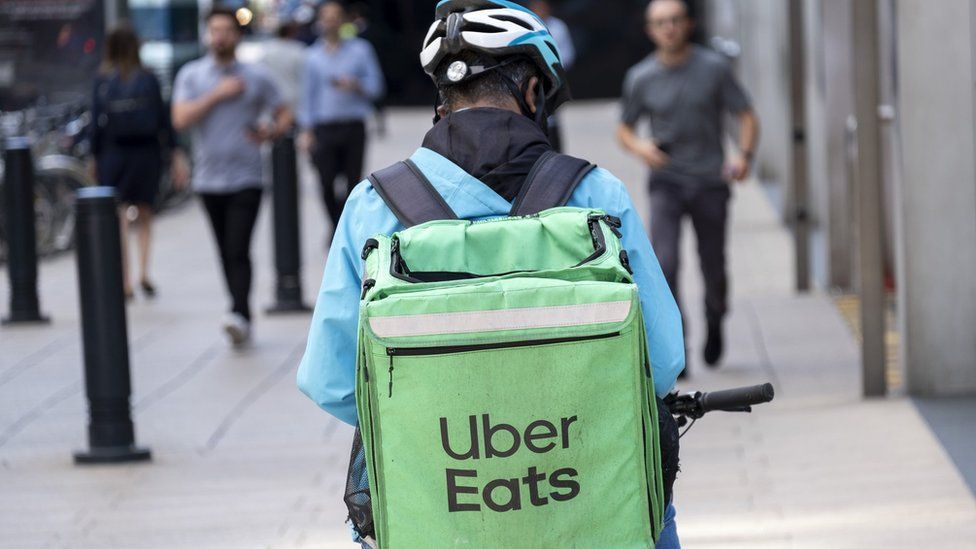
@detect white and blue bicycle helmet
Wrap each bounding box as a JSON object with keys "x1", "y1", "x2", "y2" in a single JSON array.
[{"x1": 420, "y1": 0, "x2": 571, "y2": 113}]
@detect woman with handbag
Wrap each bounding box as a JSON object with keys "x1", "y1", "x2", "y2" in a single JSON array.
[{"x1": 91, "y1": 25, "x2": 189, "y2": 299}]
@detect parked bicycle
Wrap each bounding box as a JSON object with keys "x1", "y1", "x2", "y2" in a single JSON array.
[
  {"x1": 0, "y1": 96, "x2": 192, "y2": 262},
  {"x1": 0, "y1": 100, "x2": 94, "y2": 262}
]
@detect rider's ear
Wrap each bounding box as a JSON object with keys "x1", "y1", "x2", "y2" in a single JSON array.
[
  {"x1": 524, "y1": 76, "x2": 540, "y2": 114},
  {"x1": 437, "y1": 104, "x2": 449, "y2": 118}
]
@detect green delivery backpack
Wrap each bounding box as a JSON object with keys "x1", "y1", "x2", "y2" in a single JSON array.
[{"x1": 351, "y1": 152, "x2": 665, "y2": 548}]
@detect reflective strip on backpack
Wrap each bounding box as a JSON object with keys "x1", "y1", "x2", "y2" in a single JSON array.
[{"x1": 369, "y1": 300, "x2": 632, "y2": 338}]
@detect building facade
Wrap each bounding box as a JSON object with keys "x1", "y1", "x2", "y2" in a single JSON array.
[{"x1": 704, "y1": 0, "x2": 976, "y2": 397}]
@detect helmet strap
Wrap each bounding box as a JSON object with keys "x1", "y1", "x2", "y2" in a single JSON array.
[
  {"x1": 432, "y1": 91, "x2": 444, "y2": 125},
  {"x1": 500, "y1": 76, "x2": 549, "y2": 136},
  {"x1": 534, "y1": 80, "x2": 549, "y2": 135}
]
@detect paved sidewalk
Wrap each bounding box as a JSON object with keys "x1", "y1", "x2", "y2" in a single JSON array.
[{"x1": 2, "y1": 102, "x2": 974, "y2": 548}]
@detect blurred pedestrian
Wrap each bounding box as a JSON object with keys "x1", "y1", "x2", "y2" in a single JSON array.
[
  {"x1": 348, "y1": 2, "x2": 394, "y2": 137},
  {"x1": 617, "y1": 0, "x2": 759, "y2": 371},
  {"x1": 259, "y1": 21, "x2": 306, "y2": 111},
  {"x1": 171, "y1": 7, "x2": 292, "y2": 348},
  {"x1": 297, "y1": 1, "x2": 384, "y2": 236},
  {"x1": 528, "y1": 0, "x2": 575, "y2": 152},
  {"x1": 90, "y1": 24, "x2": 189, "y2": 300}
]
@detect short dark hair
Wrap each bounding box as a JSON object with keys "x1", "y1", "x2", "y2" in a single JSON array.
[
  {"x1": 437, "y1": 52, "x2": 539, "y2": 112},
  {"x1": 205, "y1": 6, "x2": 242, "y2": 31}
]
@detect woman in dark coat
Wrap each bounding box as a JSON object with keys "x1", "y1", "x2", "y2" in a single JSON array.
[{"x1": 91, "y1": 25, "x2": 188, "y2": 299}]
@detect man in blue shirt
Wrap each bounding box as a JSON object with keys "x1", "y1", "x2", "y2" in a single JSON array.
[
  {"x1": 298, "y1": 1, "x2": 684, "y2": 546},
  {"x1": 297, "y1": 0, "x2": 384, "y2": 234}
]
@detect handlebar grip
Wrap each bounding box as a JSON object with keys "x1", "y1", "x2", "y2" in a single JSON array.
[{"x1": 700, "y1": 383, "x2": 775, "y2": 412}]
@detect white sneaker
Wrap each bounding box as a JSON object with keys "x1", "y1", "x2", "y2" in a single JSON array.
[{"x1": 222, "y1": 313, "x2": 251, "y2": 348}]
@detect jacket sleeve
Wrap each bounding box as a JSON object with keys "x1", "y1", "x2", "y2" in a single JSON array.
[
  {"x1": 620, "y1": 63, "x2": 647, "y2": 128},
  {"x1": 89, "y1": 76, "x2": 103, "y2": 158},
  {"x1": 149, "y1": 73, "x2": 177, "y2": 152},
  {"x1": 612, "y1": 180, "x2": 686, "y2": 396},
  {"x1": 296, "y1": 184, "x2": 370, "y2": 426},
  {"x1": 297, "y1": 182, "x2": 401, "y2": 425}
]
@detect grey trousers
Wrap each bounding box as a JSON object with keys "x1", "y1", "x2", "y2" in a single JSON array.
[{"x1": 649, "y1": 181, "x2": 731, "y2": 330}]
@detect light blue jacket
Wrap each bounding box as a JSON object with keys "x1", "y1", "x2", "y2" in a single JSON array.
[{"x1": 298, "y1": 147, "x2": 685, "y2": 425}]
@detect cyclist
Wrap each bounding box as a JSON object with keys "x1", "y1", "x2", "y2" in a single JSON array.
[{"x1": 298, "y1": 1, "x2": 685, "y2": 546}]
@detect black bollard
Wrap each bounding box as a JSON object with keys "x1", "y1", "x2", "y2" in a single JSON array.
[
  {"x1": 266, "y1": 134, "x2": 310, "y2": 314},
  {"x1": 73, "y1": 187, "x2": 150, "y2": 464},
  {"x1": 2, "y1": 135, "x2": 49, "y2": 324}
]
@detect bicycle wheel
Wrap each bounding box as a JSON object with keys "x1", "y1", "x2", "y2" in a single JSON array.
[{"x1": 34, "y1": 155, "x2": 92, "y2": 255}]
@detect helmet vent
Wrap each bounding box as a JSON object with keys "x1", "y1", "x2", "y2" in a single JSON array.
[
  {"x1": 493, "y1": 14, "x2": 534, "y2": 30},
  {"x1": 545, "y1": 41, "x2": 561, "y2": 60},
  {"x1": 425, "y1": 21, "x2": 447, "y2": 47},
  {"x1": 464, "y1": 21, "x2": 507, "y2": 34},
  {"x1": 427, "y1": 30, "x2": 446, "y2": 47}
]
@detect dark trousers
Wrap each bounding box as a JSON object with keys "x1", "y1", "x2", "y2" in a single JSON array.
[
  {"x1": 312, "y1": 121, "x2": 366, "y2": 229},
  {"x1": 200, "y1": 188, "x2": 263, "y2": 321},
  {"x1": 649, "y1": 181, "x2": 731, "y2": 330}
]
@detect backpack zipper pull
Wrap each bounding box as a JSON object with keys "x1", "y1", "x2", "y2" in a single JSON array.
[
  {"x1": 604, "y1": 215, "x2": 623, "y2": 238},
  {"x1": 361, "y1": 238, "x2": 379, "y2": 260},
  {"x1": 361, "y1": 279, "x2": 376, "y2": 300},
  {"x1": 619, "y1": 250, "x2": 634, "y2": 275},
  {"x1": 388, "y1": 354, "x2": 394, "y2": 398}
]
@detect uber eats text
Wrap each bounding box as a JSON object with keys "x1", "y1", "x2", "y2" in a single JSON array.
[{"x1": 439, "y1": 414, "x2": 581, "y2": 513}]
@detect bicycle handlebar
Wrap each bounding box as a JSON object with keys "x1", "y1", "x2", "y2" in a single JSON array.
[
  {"x1": 700, "y1": 383, "x2": 775, "y2": 412},
  {"x1": 665, "y1": 383, "x2": 775, "y2": 420}
]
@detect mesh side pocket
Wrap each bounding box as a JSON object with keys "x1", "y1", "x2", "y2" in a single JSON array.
[
  {"x1": 656, "y1": 397, "x2": 679, "y2": 506},
  {"x1": 345, "y1": 427, "x2": 375, "y2": 538}
]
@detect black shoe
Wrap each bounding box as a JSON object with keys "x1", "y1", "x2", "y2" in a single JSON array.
[
  {"x1": 703, "y1": 320, "x2": 723, "y2": 367},
  {"x1": 140, "y1": 280, "x2": 157, "y2": 298}
]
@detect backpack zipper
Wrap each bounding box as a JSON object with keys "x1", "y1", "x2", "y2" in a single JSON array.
[
  {"x1": 386, "y1": 332, "x2": 619, "y2": 357},
  {"x1": 384, "y1": 332, "x2": 620, "y2": 398}
]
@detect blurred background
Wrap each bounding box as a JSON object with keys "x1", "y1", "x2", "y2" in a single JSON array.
[{"x1": 1, "y1": 0, "x2": 974, "y2": 547}]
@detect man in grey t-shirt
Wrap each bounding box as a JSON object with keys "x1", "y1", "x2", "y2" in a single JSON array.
[
  {"x1": 172, "y1": 7, "x2": 292, "y2": 347},
  {"x1": 618, "y1": 0, "x2": 759, "y2": 371}
]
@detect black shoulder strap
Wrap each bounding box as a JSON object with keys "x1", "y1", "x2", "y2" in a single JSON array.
[
  {"x1": 509, "y1": 151, "x2": 596, "y2": 217},
  {"x1": 368, "y1": 159, "x2": 459, "y2": 228}
]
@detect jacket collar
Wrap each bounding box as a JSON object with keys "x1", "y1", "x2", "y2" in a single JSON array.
[{"x1": 408, "y1": 148, "x2": 514, "y2": 220}]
